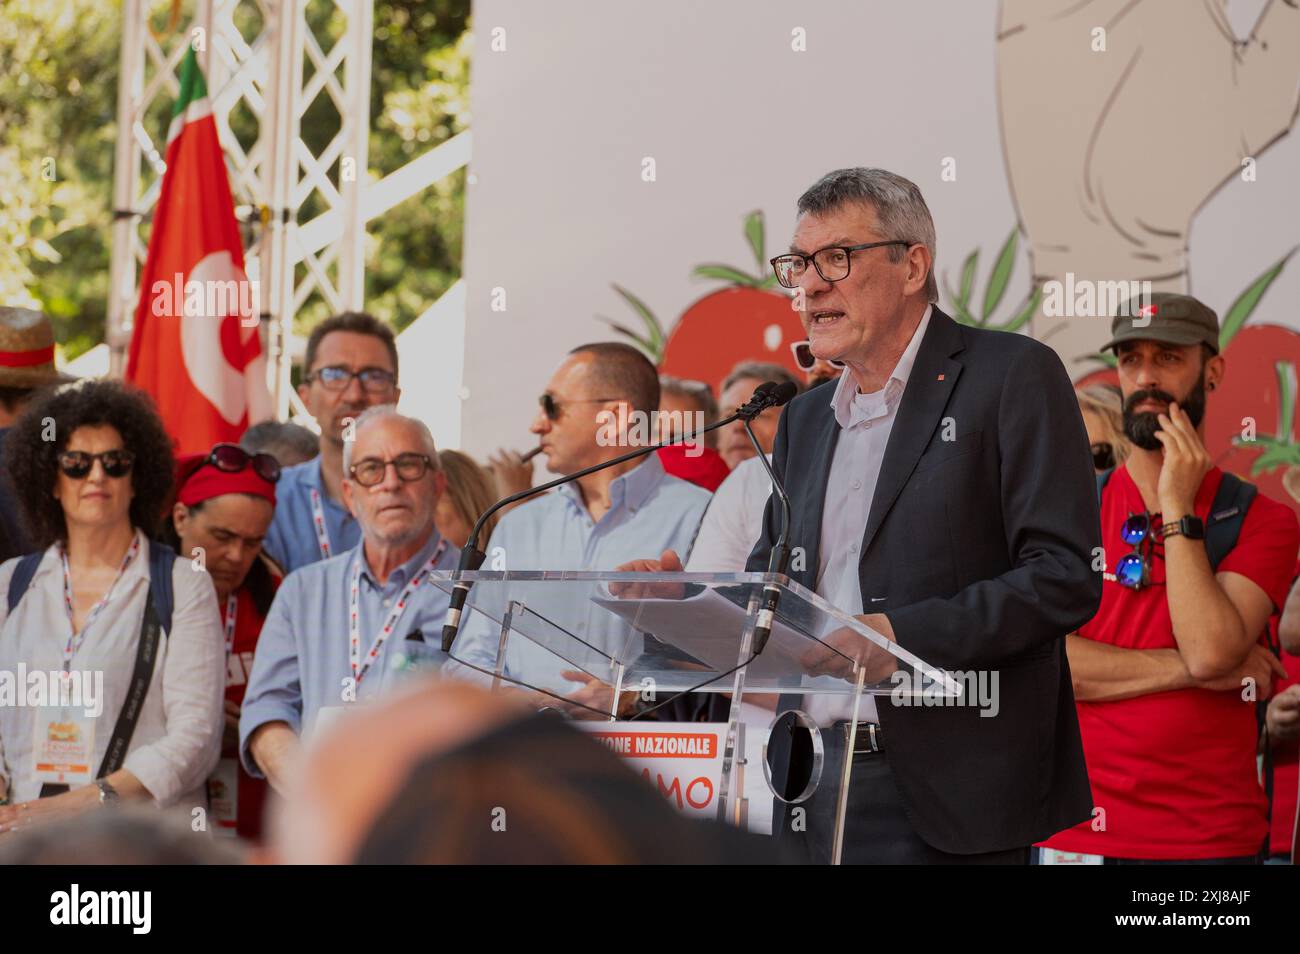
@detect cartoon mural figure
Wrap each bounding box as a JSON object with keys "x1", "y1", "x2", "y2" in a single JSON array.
[{"x1": 997, "y1": 0, "x2": 1300, "y2": 511}]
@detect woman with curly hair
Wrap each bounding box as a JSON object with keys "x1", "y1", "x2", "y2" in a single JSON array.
[{"x1": 0, "y1": 381, "x2": 223, "y2": 833}]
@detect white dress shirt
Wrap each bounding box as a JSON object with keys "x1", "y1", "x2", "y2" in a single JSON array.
[
  {"x1": 814, "y1": 304, "x2": 932, "y2": 724},
  {"x1": 685, "y1": 454, "x2": 773, "y2": 572},
  {"x1": 0, "y1": 531, "x2": 224, "y2": 810}
]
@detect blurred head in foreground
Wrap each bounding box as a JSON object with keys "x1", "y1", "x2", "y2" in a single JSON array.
[{"x1": 269, "y1": 679, "x2": 781, "y2": 864}]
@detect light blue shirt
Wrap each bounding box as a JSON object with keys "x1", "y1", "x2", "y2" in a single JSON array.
[
  {"x1": 239, "y1": 529, "x2": 460, "y2": 777},
  {"x1": 446, "y1": 455, "x2": 710, "y2": 695},
  {"x1": 261, "y1": 457, "x2": 361, "y2": 574}
]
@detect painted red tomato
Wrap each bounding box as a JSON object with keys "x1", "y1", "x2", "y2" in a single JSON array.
[{"x1": 659, "y1": 287, "x2": 805, "y2": 392}]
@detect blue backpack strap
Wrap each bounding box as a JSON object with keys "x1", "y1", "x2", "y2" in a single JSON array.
[
  {"x1": 147, "y1": 540, "x2": 177, "y2": 636},
  {"x1": 1204, "y1": 472, "x2": 1256, "y2": 573},
  {"x1": 1095, "y1": 467, "x2": 1114, "y2": 502},
  {"x1": 6, "y1": 552, "x2": 44, "y2": 614}
]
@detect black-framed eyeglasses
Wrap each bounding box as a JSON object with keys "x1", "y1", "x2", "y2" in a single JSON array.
[
  {"x1": 790, "y1": 339, "x2": 846, "y2": 373},
  {"x1": 349, "y1": 453, "x2": 434, "y2": 487},
  {"x1": 204, "y1": 443, "x2": 281, "y2": 483},
  {"x1": 539, "y1": 392, "x2": 619, "y2": 422},
  {"x1": 1091, "y1": 442, "x2": 1116, "y2": 471},
  {"x1": 57, "y1": 449, "x2": 135, "y2": 480},
  {"x1": 305, "y1": 365, "x2": 397, "y2": 394},
  {"x1": 770, "y1": 240, "x2": 911, "y2": 288}
]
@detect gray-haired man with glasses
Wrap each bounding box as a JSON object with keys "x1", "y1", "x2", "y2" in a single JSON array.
[
  {"x1": 262, "y1": 311, "x2": 402, "y2": 574},
  {"x1": 240, "y1": 406, "x2": 459, "y2": 794}
]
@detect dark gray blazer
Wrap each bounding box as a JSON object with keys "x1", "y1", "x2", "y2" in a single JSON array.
[{"x1": 747, "y1": 306, "x2": 1102, "y2": 854}]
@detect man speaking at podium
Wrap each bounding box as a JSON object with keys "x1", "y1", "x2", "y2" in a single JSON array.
[{"x1": 715, "y1": 168, "x2": 1100, "y2": 863}]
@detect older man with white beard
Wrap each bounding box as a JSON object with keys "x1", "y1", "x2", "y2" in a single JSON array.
[{"x1": 239, "y1": 406, "x2": 459, "y2": 794}]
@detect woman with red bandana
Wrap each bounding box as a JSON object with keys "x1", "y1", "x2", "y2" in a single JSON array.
[{"x1": 164, "y1": 444, "x2": 281, "y2": 841}]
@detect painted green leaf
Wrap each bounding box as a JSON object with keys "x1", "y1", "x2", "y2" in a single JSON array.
[
  {"x1": 596, "y1": 316, "x2": 657, "y2": 358},
  {"x1": 992, "y1": 286, "x2": 1041, "y2": 334},
  {"x1": 744, "y1": 210, "x2": 766, "y2": 276},
  {"x1": 610, "y1": 283, "x2": 665, "y2": 354},
  {"x1": 981, "y1": 229, "x2": 1019, "y2": 321},
  {"x1": 957, "y1": 251, "x2": 977, "y2": 310},
  {"x1": 1076, "y1": 350, "x2": 1118, "y2": 369},
  {"x1": 692, "y1": 264, "x2": 761, "y2": 287},
  {"x1": 1219, "y1": 247, "x2": 1295, "y2": 348},
  {"x1": 1274, "y1": 360, "x2": 1296, "y2": 441}
]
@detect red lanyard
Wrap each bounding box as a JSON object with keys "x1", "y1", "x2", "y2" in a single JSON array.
[{"x1": 347, "y1": 540, "x2": 447, "y2": 687}]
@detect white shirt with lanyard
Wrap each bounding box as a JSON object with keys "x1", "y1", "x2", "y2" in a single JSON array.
[
  {"x1": 34, "y1": 534, "x2": 143, "y2": 787},
  {"x1": 314, "y1": 539, "x2": 447, "y2": 738}
]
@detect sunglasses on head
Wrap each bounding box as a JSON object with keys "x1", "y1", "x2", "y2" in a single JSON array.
[
  {"x1": 790, "y1": 340, "x2": 846, "y2": 373},
  {"x1": 204, "y1": 443, "x2": 281, "y2": 483},
  {"x1": 57, "y1": 449, "x2": 135, "y2": 480}
]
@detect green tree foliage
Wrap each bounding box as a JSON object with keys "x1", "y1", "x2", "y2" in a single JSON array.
[{"x1": 0, "y1": 0, "x2": 469, "y2": 358}]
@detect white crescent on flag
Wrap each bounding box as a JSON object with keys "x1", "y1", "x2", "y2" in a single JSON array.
[{"x1": 181, "y1": 251, "x2": 271, "y2": 425}]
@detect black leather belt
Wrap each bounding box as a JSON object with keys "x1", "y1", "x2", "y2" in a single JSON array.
[{"x1": 841, "y1": 721, "x2": 884, "y2": 755}]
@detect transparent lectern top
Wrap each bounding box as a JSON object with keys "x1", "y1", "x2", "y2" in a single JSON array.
[{"x1": 431, "y1": 570, "x2": 958, "y2": 701}]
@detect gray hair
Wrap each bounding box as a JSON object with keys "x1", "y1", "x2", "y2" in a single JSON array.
[
  {"x1": 721, "y1": 361, "x2": 803, "y2": 398},
  {"x1": 342, "y1": 405, "x2": 440, "y2": 476},
  {"x1": 659, "y1": 375, "x2": 718, "y2": 422},
  {"x1": 241, "y1": 419, "x2": 320, "y2": 467},
  {"x1": 796, "y1": 168, "x2": 938, "y2": 303}
]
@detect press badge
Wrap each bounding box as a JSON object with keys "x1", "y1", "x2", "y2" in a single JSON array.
[
  {"x1": 31, "y1": 707, "x2": 95, "y2": 786},
  {"x1": 208, "y1": 758, "x2": 239, "y2": 837},
  {"x1": 1038, "y1": 848, "x2": 1103, "y2": 865}
]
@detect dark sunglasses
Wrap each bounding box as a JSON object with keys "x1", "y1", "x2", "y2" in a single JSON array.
[
  {"x1": 1091, "y1": 442, "x2": 1116, "y2": 471},
  {"x1": 204, "y1": 443, "x2": 281, "y2": 483},
  {"x1": 57, "y1": 449, "x2": 135, "y2": 479},
  {"x1": 1115, "y1": 512, "x2": 1157, "y2": 589},
  {"x1": 538, "y1": 392, "x2": 618, "y2": 422},
  {"x1": 790, "y1": 339, "x2": 846, "y2": 373}
]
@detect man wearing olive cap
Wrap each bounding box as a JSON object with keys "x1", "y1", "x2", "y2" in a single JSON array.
[{"x1": 1041, "y1": 292, "x2": 1299, "y2": 864}]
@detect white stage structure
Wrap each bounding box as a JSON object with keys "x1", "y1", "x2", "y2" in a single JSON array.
[{"x1": 105, "y1": 0, "x2": 469, "y2": 430}]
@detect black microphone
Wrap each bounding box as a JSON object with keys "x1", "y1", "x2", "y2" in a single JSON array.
[
  {"x1": 741, "y1": 382, "x2": 796, "y2": 654},
  {"x1": 440, "y1": 381, "x2": 795, "y2": 652}
]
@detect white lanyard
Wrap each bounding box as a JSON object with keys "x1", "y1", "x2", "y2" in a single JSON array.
[
  {"x1": 309, "y1": 488, "x2": 332, "y2": 560},
  {"x1": 347, "y1": 539, "x2": 446, "y2": 687},
  {"x1": 222, "y1": 592, "x2": 238, "y2": 658},
  {"x1": 60, "y1": 534, "x2": 141, "y2": 673}
]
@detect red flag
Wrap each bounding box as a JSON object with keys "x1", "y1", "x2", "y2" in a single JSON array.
[{"x1": 127, "y1": 48, "x2": 271, "y2": 454}]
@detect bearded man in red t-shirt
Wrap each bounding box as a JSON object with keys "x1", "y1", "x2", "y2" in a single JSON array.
[{"x1": 1041, "y1": 293, "x2": 1299, "y2": 865}]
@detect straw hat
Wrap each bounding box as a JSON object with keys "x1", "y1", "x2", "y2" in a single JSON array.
[{"x1": 0, "y1": 306, "x2": 75, "y2": 389}]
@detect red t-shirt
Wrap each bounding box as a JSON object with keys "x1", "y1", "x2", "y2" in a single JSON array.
[
  {"x1": 1269, "y1": 647, "x2": 1299, "y2": 858},
  {"x1": 657, "y1": 445, "x2": 731, "y2": 492},
  {"x1": 209, "y1": 568, "x2": 280, "y2": 840},
  {"x1": 1044, "y1": 466, "x2": 1299, "y2": 860}
]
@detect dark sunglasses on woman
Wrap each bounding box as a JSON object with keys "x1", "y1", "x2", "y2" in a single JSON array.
[
  {"x1": 790, "y1": 339, "x2": 846, "y2": 373},
  {"x1": 203, "y1": 443, "x2": 282, "y2": 483},
  {"x1": 57, "y1": 449, "x2": 136, "y2": 479},
  {"x1": 1091, "y1": 442, "x2": 1116, "y2": 471}
]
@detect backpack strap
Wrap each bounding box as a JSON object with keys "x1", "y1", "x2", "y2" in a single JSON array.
[
  {"x1": 6, "y1": 552, "x2": 44, "y2": 614},
  {"x1": 147, "y1": 539, "x2": 177, "y2": 636},
  {"x1": 1094, "y1": 467, "x2": 1114, "y2": 503},
  {"x1": 1204, "y1": 472, "x2": 1257, "y2": 572}
]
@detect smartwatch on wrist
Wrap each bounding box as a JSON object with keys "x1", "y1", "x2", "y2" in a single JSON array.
[{"x1": 1160, "y1": 515, "x2": 1205, "y2": 541}]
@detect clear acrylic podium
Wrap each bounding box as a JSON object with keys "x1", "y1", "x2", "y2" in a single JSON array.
[{"x1": 430, "y1": 570, "x2": 959, "y2": 864}]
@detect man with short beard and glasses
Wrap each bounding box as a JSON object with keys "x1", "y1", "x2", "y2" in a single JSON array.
[{"x1": 1042, "y1": 292, "x2": 1299, "y2": 865}]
